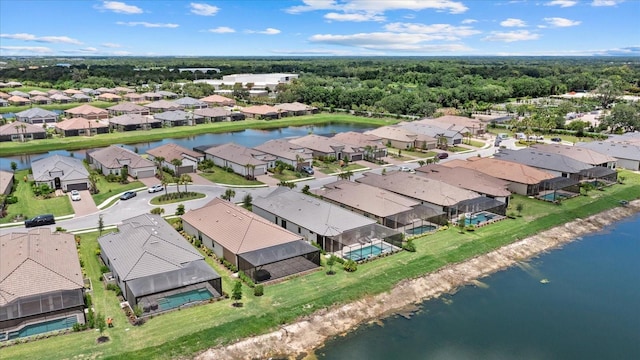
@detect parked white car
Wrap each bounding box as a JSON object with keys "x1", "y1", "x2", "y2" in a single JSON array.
[
  {"x1": 399, "y1": 166, "x2": 415, "y2": 173},
  {"x1": 148, "y1": 184, "x2": 164, "y2": 193},
  {"x1": 70, "y1": 190, "x2": 81, "y2": 201}
]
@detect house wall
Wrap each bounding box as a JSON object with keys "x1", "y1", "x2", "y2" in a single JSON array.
[
  {"x1": 131, "y1": 166, "x2": 156, "y2": 179},
  {"x1": 252, "y1": 205, "x2": 317, "y2": 244},
  {"x1": 387, "y1": 139, "x2": 413, "y2": 149},
  {"x1": 506, "y1": 182, "x2": 530, "y2": 196},
  {"x1": 205, "y1": 154, "x2": 267, "y2": 176},
  {"x1": 183, "y1": 220, "x2": 228, "y2": 263},
  {"x1": 616, "y1": 158, "x2": 640, "y2": 171}
]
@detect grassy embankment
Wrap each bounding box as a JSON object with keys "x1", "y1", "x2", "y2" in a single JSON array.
[
  {"x1": 0, "y1": 114, "x2": 397, "y2": 157},
  {"x1": 0, "y1": 170, "x2": 73, "y2": 224},
  {"x1": 3, "y1": 170, "x2": 639, "y2": 360}
]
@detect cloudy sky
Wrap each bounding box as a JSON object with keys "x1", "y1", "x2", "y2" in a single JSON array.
[{"x1": 0, "y1": 0, "x2": 638, "y2": 56}]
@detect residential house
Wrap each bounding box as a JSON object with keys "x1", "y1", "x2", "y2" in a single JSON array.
[
  {"x1": 364, "y1": 126, "x2": 437, "y2": 150},
  {"x1": 0, "y1": 169, "x2": 14, "y2": 195},
  {"x1": 356, "y1": 171, "x2": 488, "y2": 217},
  {"x1": 241, "y1": 104, "x2": 283, "y2": 120},
  {"x1": 62, "y1": 89, "x2": 82, "y2": 96},
  {"x1": 108, "y1": 114, "x2": 161, "y2": 131},
  {"x1": 415, "y1": 164, "x2": 512, "y2": 204},
  {"x1": 604, "y1": 132, "x2": 640, "y2": 146},
  {"x1": 31, "y1": 155, "x2": 90, "y2": 191},
  {"x1": 494, "y1": 149, "x2": 593, "y2": 179},
  {"x1": 289, "y1": 134, "x2": 363, "y2": 161},
  {"x1": 332, "y1": 131, "x2": 389, "y2": 160},
  {"x1": 141, "y1": 92, "x2": 163, "y2": 101},
  {"x1": 147, "y1": 143, "x2": 204, "y2": 175},
  {"x1": 577, "y1": 141, "x2": 640, "y2": 171},
  {"x1": 273, "y1": 102, "x2": 318, "y2": 116},
  {"x1": 15, "y1": 108, "x2": 58, "y2": 125},
  {"x1": 46, "y1": 89, "x2": 62, "y2": 96},
  {"x1": 154, "y1": 110, "x2": 204, "y2": 127},
  {"x1": 397, "y1": 121, "x2": 464, "y2": 147},
  {"x1": 98, "y1": 214, "x2": 222, "y2": 312},
  {"x1": 96, "y1": 93, "x2": 121, "y2": 102},
  {"x1": 427, "y1": 115, "x2": 485, "y2": 135},
  {"x1": 95, "y1": 87, "x2": 114, "y2": 94},
  {"x1": 8, "y1": 90, "x2": 29, "y2": 98},
  {"x1": 0, "y1": 99, "x2": 8, "y2": 107},
  {"x1": 253, "y1": 188, "x2": 403, "y2": 254},
  {"x1": 157, "y1": 90, "x2": 179, "y2": 99},
  {"x1": 200, "y1": 94, "x2": 235, "y2": 107},
  {"x1": 204, "y1": 143, "x2": 271, "y2": 177},
  {"x1": 87, "y1": 145, "x2": 156, "y2": 178},
  {"x1": 0, "y1": 122, "x2": 47, "y2": 142},
  {"x1": 145, "y1": 100, "x2": 184, "y2": 113},
  {"x1": 173, "y1": 96, "x2": 208, "y2": 109},
  {"x1": 71, "y1": 93, "x2": 92, "y2": 102},
  {"x1": 314, "y1": 180, "x2": 445, "y2": 229},
  {"x1": 7, "y1": 95, "x2": 31, "y2": 106},
  {"x1": 183, "y1": 199, "x2": 320, "y2": 283},
  {"x1": 107, "y1": 102, "x2": 150, "y2": 116},
  {"x1": 442, "y1": 157, "x2": 554, "y2": 196},
  {"x1": 113, "y1": 86, "x2": 134, "y2": 95},
  {"x1": 194, "y1": 107, "x2": 244, "y2": 122},
  {"x1": 530, "y1": 144, "x2": 617, "y2": 169},
  {"x1": 0, "y1": 91, "x2": 10, "y2": 99},
  {"x1": 80, "y1": 88, "x2": 98, "y2": 96},
  {"x1": 64, "y1": 104, "x2": 109, "y2": 120},
  {"x1": 123, "y1": 92, "x2": 145, "y2": 103},
  {"x1": 55, "y1": 117, "x2": 109, "y2": 137},
  {"x1": 4, "y1": 81, "x2": 22, "y2": 87},
  {"x1": 49, "y1": 93, "x2": 73, "y2": 104},
  {"x1": 253, "y1": 139, "x2": 314, "y2": 169},
  {"x1": 0, "y1": 229, "x2": 85, "y2": 339},
  {"x1": 27, "y1": 90, "x2": 48, "y2": 97},
  {"x1": 30, "y1": 95, "x2": 51, "y2": 105}
]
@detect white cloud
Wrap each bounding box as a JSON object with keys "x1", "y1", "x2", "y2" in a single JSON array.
[
  {"x1": 102, "y1": 42, "x2": 122, "y2": 48},
  {"x1": 592, "y1": 0, "x2": 624, "y2": 6},
  {"x1": 324, "y1": 12, "x2": 385, "y2": 22},
  {"x1": 544, "y1": 0, "x2": 577, "y2": 7},
  {"x1": 500, "y1": 18, "x2": 527, "y2": 27},
  {"x1": 543, "y1": 17, "x2": 581, "y2": 27},
  {"x1": 62, "y1": 47, "x2": 99, "y2": 54},
  {"x1": 97, "y1": 1, "x2": 143, "y2": 14},
  {"x1": 246, "y1": 28, "x2": 281, "y2": 35},
  {"x1": 0, "y1": 33, "x2": 82, "y2": 45},
  {"x1": 0, "y1": 46, "x2": 53, "y2": 54},
  {"x1": 271, "y1": 48, "x2": 360, "y2": 56},
  {"x1": 113, "y1": 50, "x2": 133, "y2": 56},
  {"x1": 116, "y1": 21, "x2": 179, "y2": 28},
  {"x1": 309, "y1": 32, "x2": 471, "y2": 52},
  {"x1": 286, "y1": 0, "x2": 468, "y2": 15},
  {"x1": 190, "y1": 3, "x2": 220, "y2": 16},
  {"x1": 483, "y1": 30, "x2": 540, "y2": 42},
  {"x1": 207, "y1": 27, "x2": 235, "y2": 33},
  {"x1": 384, "y1": 23, "x2": 481, "y2": 40},
  {"x1": 461, "y1": 19, "x2": 477, "y2": 24}
]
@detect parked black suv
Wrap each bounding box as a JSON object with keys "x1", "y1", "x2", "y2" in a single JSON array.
[{"x1": 24, "y1": 214, "x2": 55, "y2": 228}]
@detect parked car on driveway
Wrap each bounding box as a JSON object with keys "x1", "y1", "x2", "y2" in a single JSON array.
[
  {"x1": 301, "y1": 165, "x2": 314, "y2": 175},
  {"x1": 437, "y1": 152, "x2": 449, "y2": 159},
  {"x1": 399, "y1": 166, "x2": 415, "y2": 173},
  {"x1": 24, "y1": 214, "x2": 55, "y2": 228},
  {"x1": 70, "y1": 190, "x2": 81, "y2": 201},
  {"x1": 148, "y1": 184, "x2": 164, "y2": 193},
  {"x1": 120, "y1": 191, "x2": 137, "y2": 200}
]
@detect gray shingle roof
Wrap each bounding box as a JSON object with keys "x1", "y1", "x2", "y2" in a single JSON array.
[
  {"x1": 494, "y1": 149, "x2": 591, "y2": 174},
  {"x1": 89, "y1": 145, "x2": 155, "y2": 169},
  {"x1": 252, "y1": 188, "x2": 376, "y2": 236},
  {"x1": 154, "y1": 110, "x2": 202, "y2": 122},
  {"x1": 31, "y1": 155, "x2": 89, "y2": 182},
  {"x1": 576, "y1": 141, "x2": 640, "y2": 161},
  {"x1": 173, "y1": 96, "x2": 207, "y2": 106},
  {"x1": 109, "y1": 114, "x2": 160, "y2": 126},
  {"x1": 98, "y1": 214, "x2": 204, "y2": 281},
  {"x1": 15, "y1": 107, "x2": 58, "y2": 118}
]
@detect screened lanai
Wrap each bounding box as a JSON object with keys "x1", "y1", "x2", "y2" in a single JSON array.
[
  {"x1": 237, "y1": 241, "x2": 321, "y2": 283},
  {"x1": 382, "y1": 204, "x2": 447, "y2": 235},
  {"x1": 537, "y1": 177, "x2": 580, "y2": 202},
  {"x1": 316, "y1": 223, "x2": 403, "y2": 262}
]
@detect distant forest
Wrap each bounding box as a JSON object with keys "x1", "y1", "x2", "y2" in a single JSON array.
[{"x1": 1, "y1": 57, "x2": 639, "y2": 117}]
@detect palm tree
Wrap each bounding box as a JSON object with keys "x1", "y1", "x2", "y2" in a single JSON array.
[
  {"x1": 337, "y1": 170, "x2": 353, "y2": 180},
  {"x1": 245, "y1": 163, "x2": 256, "y2": 180},
  {"x1": 180, "y1": 174, "x2": 192, "y2": 192},
  {"x1": 161, "y1": 174, "x2": 169, "y2": 196},
  {"x1": 154, "y1": 156, "x2": 165, "y2": 178},
  {"x1": 221, "y1": 188, "x2": 236, "y2": 201}
]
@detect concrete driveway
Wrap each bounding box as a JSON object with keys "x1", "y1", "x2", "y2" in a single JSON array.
[{"x1": 68, "y1": 190, "x2": 99, "y2": 217}]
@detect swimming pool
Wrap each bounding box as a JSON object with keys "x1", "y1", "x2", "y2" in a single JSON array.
[
  {"x1": 464, "y1": 212, "x2": 497, "y2": 226},
  {"x1": 157, "y1": 288, "x2": 213, "y2": 311},
  {"x1": 7, "y1": 316, "x2": 77, "y2": 340},
  {"x1": 406, "y1": 224, "x2": 437, "y2": 235},
  {"x1": 343, "y1": 244, "x2": 393, "y2": 262},
  {"x1": 539, "y1": 192, "x2": 573, "y2": 201}
]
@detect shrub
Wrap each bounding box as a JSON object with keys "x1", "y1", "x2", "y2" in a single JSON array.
[
  {"x1": 254, "y1": 284, "x2": 264, "y2": 297},
  {"x1": 238, "y1": 271, "x2": 255, "y2": 288},
  {"x1": 95, "y1": 248, "x2": 101, "y2": 256},
  {"x1": 175, "y1": 204, "x2": 185, "y2": 216},
  {"x1": 311, "y1": 241, "x2": 326, "y2": 255},
  {"x1": 86, "y1": 308, "x2": 95, "y2": 329},
  {"x1": 193, "y1": 238, "x2": 202, "y2": 248},
  {"x1": 402, "y1": 239, "x2": 417, "y2": 252},
  {"x1": 5, "y1": 195, "x2": 18, "y2": 204},
  {"x1": 55, "y1": 226, "x2": 66, "y2": 233},
  {"x1": 100, "y1": 265, "x2": 110, "y2": 274},
  {"x1": 343, "y1": 259, "x2": 358, "y2": 272},
  {"x1": 150, "y1": 207, "x2": 165, "y2": 215}
]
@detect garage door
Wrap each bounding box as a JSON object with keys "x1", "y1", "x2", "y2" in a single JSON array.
[
  {"x1": 136, "y1": 169, "x2": 156, "y2": 179},
  {"x1": 66, "y1": 183, "x2": 88, "y2": 191}
]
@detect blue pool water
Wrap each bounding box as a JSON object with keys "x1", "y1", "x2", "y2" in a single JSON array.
[
  {"x1": 8, "y1": 316, "x2": 77, "y2": 340},
  {"x1": 344, "y1": 244, "x2": 392, "y2": 261},
  {"x1": 157, "y1": 288, "x2": 213, "y2": 311},
  {"x1": 464, "y1": 212, "x2": 496, "y2": 226},
  {"x1": 540, "y1": 192, "x2": 573, "y2": 201},
  {"x1": 406, "y1": 225, "x2": 437, "y2": 235}
]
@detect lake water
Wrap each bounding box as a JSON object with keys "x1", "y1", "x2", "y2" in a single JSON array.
[
  {"x1": 0, "y1": 123, "x2": 374, "y2": 171},
  {"x1": 318, "y1": 214, "x2": 640, "y2": 360}
]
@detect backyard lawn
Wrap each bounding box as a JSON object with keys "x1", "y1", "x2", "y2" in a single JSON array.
[
  {"x1": 0, "y1": 170, "x2": 73, "y2": 224},
  {"x1": 3, "y1": 170, "x2": 639, "y2": 359},
  {"x1": 198, "y1": 166, "x2": 263, "y2": 186}
]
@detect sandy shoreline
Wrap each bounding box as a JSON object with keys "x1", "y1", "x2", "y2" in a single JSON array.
[{"x1": 196, "y1": 200, "x2": 640, "y2": 360}]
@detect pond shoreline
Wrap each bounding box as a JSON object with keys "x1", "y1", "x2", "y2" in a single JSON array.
[{"x1": 195, "y1": 199, "x2": 640, "y2": 360}]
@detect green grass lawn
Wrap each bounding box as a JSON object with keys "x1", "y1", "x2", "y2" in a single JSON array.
[
  {"x1": 270, "y1": 169, "x2": 306, "y2": 181},
  {"x1": 149, "y1": 192, "x2": 206, "y2": 205},
  {"x1": 92, "y1": 177, "x2": 144, "y2": 205},
  {"x1": 0, "y1": 170, "x2": 73, "y2": 224},
  {"x1": 447, "y1": 146, "x2": 470, "y2": 152},
  {"x1": 461, "y1": 139, "x2": 486, "y2": 147},
  {"x1": 316, "y1": 162, "x2": 366, "y2": 174},
  {"x1": 3, "y1": 171, "x2": 639, "y2": 360},
  {"x1": 388, "y1": 147, "x2": 438, "y2": 159},
  {"x1": 198, "y1": 166, "x2": 263, "y2": 186},
  {"x1": 0, "y1": 114, "x2": 398, "y2": 157}
]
